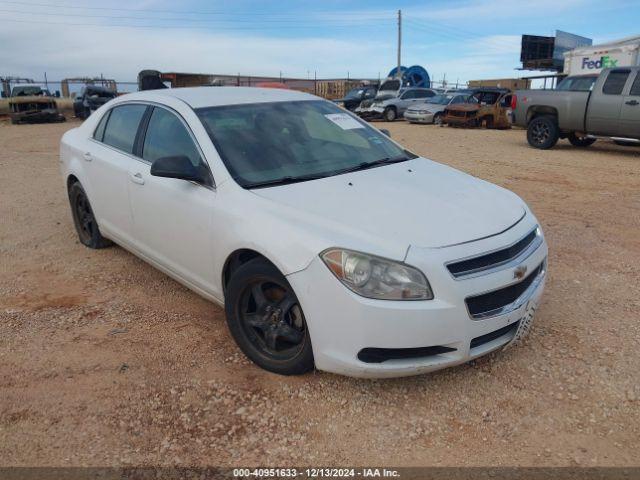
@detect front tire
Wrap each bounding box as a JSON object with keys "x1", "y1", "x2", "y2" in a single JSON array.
[
  {"x1": 568, "y1": 132, "x2": 596, "y2": 147},
  {"x1": 68, "y1": 182, "x2": 112, "y2": 249},
  {"x1": 527, "y1": 115, "x2": 559, "y2": 149},
  {"x1": 225, "y1": 258, "x2": 314, "y2": 375},
  {"x1": 433, "y1": 113, "x2": 444, "y2": 126},
  {"x1": 383, "y1": 107, "x2": 397, "y2": 122}
]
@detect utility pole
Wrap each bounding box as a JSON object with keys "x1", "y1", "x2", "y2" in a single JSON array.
[{"x1": 397, "y1": 9, "x2": 402, "y2": 80}]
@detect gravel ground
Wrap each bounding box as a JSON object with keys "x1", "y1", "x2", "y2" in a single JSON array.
[{"x1": 1, "y1": 119, "x2": 639, "y2": 468}]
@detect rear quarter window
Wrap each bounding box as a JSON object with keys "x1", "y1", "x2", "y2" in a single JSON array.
[{"x1": 101, "y1": 104, "x2": 147, "y2": 153}]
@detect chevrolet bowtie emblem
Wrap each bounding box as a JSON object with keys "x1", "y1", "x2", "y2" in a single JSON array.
[{"x1": 513, "y1": 265, "x2": 528, "y2": 280}]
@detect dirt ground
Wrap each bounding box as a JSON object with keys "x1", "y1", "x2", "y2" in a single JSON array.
[{"x1": 1, "y1": 119, "x2": 639, "y2": 468}]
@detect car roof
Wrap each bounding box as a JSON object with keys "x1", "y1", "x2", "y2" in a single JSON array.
[{"x1": 120, "y1": 86, "x2": 317, "y2": 109}]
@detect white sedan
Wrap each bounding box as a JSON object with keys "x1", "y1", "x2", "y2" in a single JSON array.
[{"x1": 60, "y1": 87, "x2": 547, "y2": 378}]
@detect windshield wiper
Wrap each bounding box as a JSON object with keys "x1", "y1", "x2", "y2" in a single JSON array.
[
  {"x1": 243, "y1": 173, "x2": 328, "y2": 189},
  {"x1": 330, "y1": 155, "x2": 412, "y2": 176}
]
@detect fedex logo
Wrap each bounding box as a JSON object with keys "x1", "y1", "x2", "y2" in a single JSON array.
[{"x1": 581, "y1": 55, "x2": 618, "y2": 70}]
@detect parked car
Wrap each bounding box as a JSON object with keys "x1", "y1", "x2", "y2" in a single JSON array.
[
  {"x1": 404, "y1": 93, "x2": 471, "y2": 124},
  {"x1": 512, "y1": 67, "x2": 640, "y2": 149},
  {"x1": 60, "y1": 87, "x2": 547, "y2": 378},
  {"x1": 444, "y1": 88, "x2": 512, "y2": 128},
  {"x1": 9, "y1": 84, "x2": 65, "y2": 125},
  {"x1": 73, "y1": 85, "x2": 117, "y2": 119},
  {"x1": 334, "y1": 86, "x2": 378, "y2": 111},
  {"x1": 356, "y1": 87, "x2": 437, "y2": 121}
]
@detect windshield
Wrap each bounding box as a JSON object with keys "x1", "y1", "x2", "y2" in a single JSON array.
[
  {"x1": 12, "y1": 86, "x2": 42, "y2": 96},
  {"x1": 344, "y1": 88, "x2": 364, "y2": 100},
  {"x1": 427, "y1": 94, "x2": 454, "y2": 105},
  {"x1": 556, "y1": 76, "x2": 597, "y2": 92},
  {"x1": 196, "y1": 100, "x2": 411, "y2": 188}
]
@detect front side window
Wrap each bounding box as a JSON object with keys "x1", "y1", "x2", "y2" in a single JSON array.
[
  {"x1": 197, "y1": 100, "x2": 411, "y2": 188},
  {"x1": 142, "y1": 107, "x2": 203, "y2": 168},
  {"x1": 102, "y1": 104, "x2": 147, "y2": 153},
  {"x1": 602, "y1": 70, "x2": 630, "y2": 95}
]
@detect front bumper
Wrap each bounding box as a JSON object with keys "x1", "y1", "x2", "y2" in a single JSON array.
[
  {"x1": 355, "y1": 106, "x2": 385, "y2": 119},
  {"x1": 287, "y1": 217, "x2": 547, "y2": 378},
  {"x1": 404, "y1": 111, "x2": 434, "y2": 123}
]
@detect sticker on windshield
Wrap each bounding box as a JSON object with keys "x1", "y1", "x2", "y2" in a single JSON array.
[{"x1": 324, "y1": 113, "x2": 365, "y2": 130}]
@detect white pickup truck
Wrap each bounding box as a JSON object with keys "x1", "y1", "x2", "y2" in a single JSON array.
[{"x1": 512, "y1": 67, "x2": 640, "y2": 149}]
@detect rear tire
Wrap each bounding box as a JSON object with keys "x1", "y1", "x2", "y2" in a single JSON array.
[
  {"x1": 527, "y1": 115, "x2": 559, "y2": 149},
  {"x1": 68, "y1": 182, "x2": 112, "y2": 249},
  {"x1": 568, "y1": 132, "x2": 596, "y2": 147},
  {"x1": 383, "y1": 107, "x2": 397, "y2": 122},
  {"x1": 225, "y1": 258, "x2": 314, "y2": 375}
]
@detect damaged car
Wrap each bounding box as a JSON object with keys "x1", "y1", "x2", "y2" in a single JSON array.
[
  {"x1": 356, "y1": 87, "x2": 436, "y2": 121},
  {"x1": 73, "y1": 85, "x2": 117, "y2": 119},
  {"x1": 8, "y1": 85, "x2": 65, "y2": 125},
  {"x1": 404, "y1": 93, "x2": 471, "y2": 125},
  {"x1": 443, "y1": 88, "x2": 512, "y2": 129}
]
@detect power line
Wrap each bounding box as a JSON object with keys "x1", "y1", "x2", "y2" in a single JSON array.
[
  {"x1": 0, "y1": 7, "x2": 392, "y2": 25},
  {"x1": 0, "y1": 15, "x2": 392, "y2": 31},
  {"x1": 0, "y1": 0, "x2": 394, "y2": 18}
]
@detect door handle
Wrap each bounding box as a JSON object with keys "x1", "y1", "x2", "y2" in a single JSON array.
[
  {"x1": 129, "y1": 172, "x2": 145, "y2": 185},
  {"x1": 83, "y1": 152, "x2": 92, "y2": 162},
  {"x1": 625, "y1": 100, "x2": 639, "y2": 106}
]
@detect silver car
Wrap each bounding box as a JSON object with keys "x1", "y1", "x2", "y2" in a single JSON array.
[
  {"x1": 356, "y1": 87, "x2": 436, "y2": 121},
  {"x1": 404, "y1": 93, "x2": 470, "y2": 125}
]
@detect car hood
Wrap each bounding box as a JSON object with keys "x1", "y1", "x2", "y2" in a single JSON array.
[
  {"x1": 408, "y1": 103, "x2": 444, "y2": 113},
  {"x1": 252, "y1": 158, "x2": 525, "y2": 251}
]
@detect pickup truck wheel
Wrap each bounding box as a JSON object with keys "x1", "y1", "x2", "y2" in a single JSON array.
[
  {"x1": 68, "y1": 182, "x2": 112, "y2": 249},
  {"x1": 225, "y1": 258, "x2": 314, "y2": 375},
  {"x1": 383, "y1": 107, "x2": 397, "y2": 122},
  {"x1": 527, "y1": 116, "x2": 559, "y2": 149},
  {"x1": 568, "y1": 133, "x2": 596, "y2": 147}
]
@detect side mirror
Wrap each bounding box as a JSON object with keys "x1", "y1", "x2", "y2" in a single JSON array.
[
  {"x1": 380, "y1": 129, "x2": 391, "y2": 138},
  {"x1": 150, "y1": 155, "x2": 210, "y2": 185}
]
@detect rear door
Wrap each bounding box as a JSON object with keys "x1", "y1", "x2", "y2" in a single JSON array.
[
  {"x1": 587, "y1": 69, "x2": 632, "y2": 135},
  {"x1": 619, "y1": 71, "x2": 640, "y2": 138},
  {"x1": 127, "y1": 104, "x2": 217, "y2": 293},
  {"x1": 87, "y1": 103, "x2": 148, "y2": 244}
]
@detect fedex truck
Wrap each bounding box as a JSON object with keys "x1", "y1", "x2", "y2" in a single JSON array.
[{"x1": 564, "y1": 35, "x2": 640, "y2": 75}]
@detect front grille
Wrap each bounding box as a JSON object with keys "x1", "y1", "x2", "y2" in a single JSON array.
[
  {"x1": 466, "y1": 262, "x2": 543, "y2": 318},
  {"x1": 447, "y1": 228, "x2": 538, "y2": 278},
  {"x1": 358, "y1": 346, "x2": 456, "y2": 364},
  {"x1": 470, "y1": 321, "x2": 519, "y2": 349},
  {"x1": 360, "y1": 99, "x2": 374, "y2": 108}
]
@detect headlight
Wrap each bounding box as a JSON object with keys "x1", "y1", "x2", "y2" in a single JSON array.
[{"x1": 321, "y1": 248, "x2": 433, "y2": 300}]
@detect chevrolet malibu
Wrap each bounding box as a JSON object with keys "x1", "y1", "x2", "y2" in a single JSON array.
[{"x1": 60, "y1": 87, "x2": 547, "y2": 378}]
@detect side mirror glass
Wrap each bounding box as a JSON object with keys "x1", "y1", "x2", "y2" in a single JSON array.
[
  {"x1": 150, "y1": 155, "x2": 210, "y2": 185},
  {"x1": 380, "y1": 129, "x2": 391, "y2": 138}
]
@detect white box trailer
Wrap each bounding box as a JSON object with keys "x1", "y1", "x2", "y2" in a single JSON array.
[{"x1": 564, "y1": 35, "x2": 640, "y2": 75}]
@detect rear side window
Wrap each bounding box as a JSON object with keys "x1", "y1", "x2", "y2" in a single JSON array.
[
  {"x1": 93, "y1": 110, "x2": 110, "y2": 141},
  {"x1": 630, "y1": 74, "x2": 640, "y2": 96},
  {"x1": 142, "y1": 107, "x2": 203, "y2": 167},
  {"x1": 602, "y1": 70, "x2": 630, "y2": 95},
  {"x1": 102, "y1": 104, "x2": 147, "y2": 153}
]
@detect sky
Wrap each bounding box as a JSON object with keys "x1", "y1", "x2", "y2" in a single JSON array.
[{"x1": 1, "y1": 0, "x2": 638, "y2": 87}]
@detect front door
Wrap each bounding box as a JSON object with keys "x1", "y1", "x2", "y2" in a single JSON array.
[
  {"x1": 587, "y1": 69, "x2": 631, "y2": 135},
  {"x1": 619, "y1": 71, "x2": 640, "y2": 139},
  {"x1": 127, "y1": 105, "x2": 217, "y2": 294}
]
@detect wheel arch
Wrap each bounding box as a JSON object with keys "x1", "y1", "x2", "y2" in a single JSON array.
[
  {"x1": 221, "y1": 248, "x2": 282, "y2": 295},
  {"x1": 526, "y1": 105, "x2": 558, "y2": 125}
]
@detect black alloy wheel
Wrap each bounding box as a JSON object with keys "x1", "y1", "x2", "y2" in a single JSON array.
[
  {"x1": 68, "y1": 182, "x2": 112, "y2": 249},
  {"x1": 225, "y1": 258, "x2": 314, "y2": 375},
  {"x1": 527, "y1": 115, "x2": 559, "y2": 149}
]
